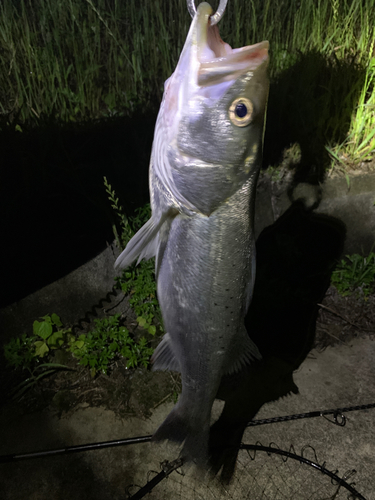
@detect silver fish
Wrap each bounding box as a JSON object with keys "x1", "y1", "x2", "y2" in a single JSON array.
[{"x1": 115, "y1": 2, "x2": 269, "y2": 465}]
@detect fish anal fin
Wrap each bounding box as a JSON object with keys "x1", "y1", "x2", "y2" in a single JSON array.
[{"x1": 225, "y1": 329, "x2": 261, "y2": 376}]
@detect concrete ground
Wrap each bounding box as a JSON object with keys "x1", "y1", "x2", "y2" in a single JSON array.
[
  {"x1": 1, "y1": 336, "x2": 374, "y2": 500},
  {"x1": 1, "y1": 170, "x2": 374, "y2": 499}
]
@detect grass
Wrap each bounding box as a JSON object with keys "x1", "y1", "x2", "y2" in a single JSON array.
[
  {"x1": 2, "y1": 186, "x2": 162, "y2": 394},
  {"x1": 0, "y1": 0, "x2": 374, "y2": 168},
  {"x1": 4, "y1": 311, "x2": 155, "y2": 399},
  {"x1": 104, "y1": 177, "x2": 163, "y2": 336},
  {"x1": 331, "y1": 252, "x2": 375, "y2": 298},
  {"x1": 69, "y1": 314, "x2": 154, "y2": 376}
]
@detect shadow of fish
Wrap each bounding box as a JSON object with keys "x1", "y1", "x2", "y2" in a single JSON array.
[{"x1": 115, "y1": 2, "x2": 269, "y2": 466}]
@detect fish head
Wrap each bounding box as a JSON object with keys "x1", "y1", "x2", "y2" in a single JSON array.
[{"x1": 157, "y1": 2, "x2": 269, "y2": 214}]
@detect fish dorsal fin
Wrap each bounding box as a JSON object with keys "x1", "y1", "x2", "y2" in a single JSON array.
[
  {"x1": 225, "y1": 328, "x2": 261, "y2": 375},
  {"x1": 151, "y1": 333, "x2": 181, "y2": 372},
  {"x1": 114, "y1": 208, "x2": 177, "y2": 271}
]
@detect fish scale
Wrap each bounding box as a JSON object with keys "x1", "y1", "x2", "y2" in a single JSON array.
[{"x1": 115, "y1": 2, "x2": 269, "y2": 466}]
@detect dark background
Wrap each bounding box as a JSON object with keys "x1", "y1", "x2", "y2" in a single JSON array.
[{"x1": 0, "y1": 48, "x2": 364, "y2": 308}]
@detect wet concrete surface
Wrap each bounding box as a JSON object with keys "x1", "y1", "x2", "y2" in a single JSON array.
[{"x1": 1, "y1": 336, "x2": 374, "y2": 499}]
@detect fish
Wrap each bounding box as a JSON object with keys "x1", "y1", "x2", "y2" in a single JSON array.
[{"x1": 115, "y1": 2, "x2": 269, "y2": 465}]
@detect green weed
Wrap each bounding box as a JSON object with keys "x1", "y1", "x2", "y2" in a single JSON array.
[
  {"x1": 103, "y1": 176, "x2": 133, "y2": 250},
  {"x1": 8, "y1": 363, "x2": 71, "y2": 400},
  {"x1": 69, "y1": 314, "x2": 154, "y2": 377},
  {"x1": 4, "y1": 312, "x2": 154, "y2": 394},
  {"x1": 4, "y1": 333, "x2": 38, "y2": 372},
  {"x1": 104, "y1": 177, "x2": 163, "y2": 336},
  {"x1": 33, "y1": 313, "x2": 72, "y2": 357},
  {"x1": 117, "y1": 259, "x2": 161, "y2": 336},
  {"x1": 4, "y1": 314, "x2": 72, "y2": 398},
  {"x1": 331, "y1": 252, "x2": 375, "y2": 298},
  {"x1": 4, "y1": 314, "x2": 72, "y2": 366}
]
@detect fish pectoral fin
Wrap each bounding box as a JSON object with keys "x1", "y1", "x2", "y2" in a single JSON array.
[
  {"x1": 225, "y1": 329, "x2": 261, "y2": 375},
  {"x1": 151, "y1": 333, "x2": 181, "y2": 372},
  {"x1": 114, "y1": 208, "x2": 177, "y2": 270}
]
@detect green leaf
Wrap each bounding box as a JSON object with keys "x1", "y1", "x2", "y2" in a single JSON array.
[
  {"x1": 47, "y1": 331, "x2": 64, "y2": 347},
  {"x1": 148, "y1": 325, "x2": 156, "y2": 335},
  {"x1": 66, "y1": 333, "x2": 76, "y2": 344},
  {"x1": 89, "y1": 358, "x2": 97, "y2": 368},
  {"x1": 41, "y1": 315, "x2": 52, "y2": 323},
  {"x1": 137, "y1": 316, "x2": 147, "y2": 327},
  {"x1": 34, "y1": 341, "x2": 49, "y2": 357},
  {"x1": 121, "y1": 346, "x2": 132, "y2": 358},
  {"x1": 51, "y1": 313, "x2": 63, "y2": 327},
  {"x1": 33, "y1": 320, "x2": 53, "y2": 340},
  {"x1": 109, "y1": 342, "x2": 118, "y2": 352}
]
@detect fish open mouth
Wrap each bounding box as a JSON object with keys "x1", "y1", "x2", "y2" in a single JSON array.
[{"x1": 195, "y1": 2, "x2": 269, "y2": 86}]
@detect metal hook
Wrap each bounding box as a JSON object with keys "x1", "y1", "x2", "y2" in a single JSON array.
[
  {"x1": 187, "y1": 0, "x2": 228, "y2": 25},
  {"x1": 321, "y1": 411, "x2": 347, "y2": 426}
]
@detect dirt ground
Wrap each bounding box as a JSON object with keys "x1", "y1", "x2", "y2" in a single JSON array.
[
  {"x1": 0, "y1": 272, "x2": 374, "y2": 500},
  {"x1": 1, "y1": 284, "x2": 374, "y2": 425}
]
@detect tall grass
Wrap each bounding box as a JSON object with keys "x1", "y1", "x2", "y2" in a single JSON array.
[
  {"x1": 0, "y1": 0, "x2": 374, "y2": 166},
  {"x1": 0, "y1": 0, "x2": 191, "y2": 121}
]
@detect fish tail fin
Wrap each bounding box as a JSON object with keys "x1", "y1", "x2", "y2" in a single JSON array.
[
  {"x1": 152, "y1": 402, "x2": 209, "y2": 466},
  {"x1": 153, "y1": 402, "x2": 190, "y2": 443},
  {"x1": 181, "y1": 429, "x2": 210, "y2": 467}
]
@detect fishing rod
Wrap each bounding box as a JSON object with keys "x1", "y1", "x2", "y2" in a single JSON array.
[{"x1": 1, "y1": 402, "x2": 374, "y2": 464}]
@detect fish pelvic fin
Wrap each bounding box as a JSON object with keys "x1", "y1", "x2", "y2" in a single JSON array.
[
  {"x1": 114, "y1": 208, "x2": 178, "y2": 270},
  {"x1": 151, "y1": 333, "x2": 181, "y2": 372},
  {"x1": 225, "y1": 327, "x2": 261, "y2": 376}
]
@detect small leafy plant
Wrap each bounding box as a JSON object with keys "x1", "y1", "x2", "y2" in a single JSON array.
[
  {"x1": 104, "y1": 177, "x2": 163, "y2": 336},
  {"x1": 69, "y1": 314, "x2": 154, "y2": 377},
  {"x1": 4, "y1": 313, "x2": 155, "y2": 390},
  {"x1": 4, "y1": 314, "x2": 72, "y2": 367},
  {"x1": 4, "y1": 314, "x2": 72, "y2": 398},
  {"x1": 117, "y1": 260, "x2": 161, "y2": 336},
  {"x1": 331, "y1": 252, "x2": 375, "y2": 298},
  {"x1": 33, "y1": 313, "x2": 72, "y2": 357},
  {"x1": 103, "y1": 176, "x2": 133, "y2": 250}
]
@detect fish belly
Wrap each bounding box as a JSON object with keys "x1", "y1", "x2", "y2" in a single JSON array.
[{"x1": 153, "y1": 178, "x2": 260, "y2": 463}]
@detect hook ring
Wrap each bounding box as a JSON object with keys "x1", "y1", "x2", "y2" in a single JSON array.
[
  {"x1": 321, "y1": 412, "x2": 347, "y2": 427},
  {"x1": 187, "y1": 0, "x2": 228, "y2": 25}
]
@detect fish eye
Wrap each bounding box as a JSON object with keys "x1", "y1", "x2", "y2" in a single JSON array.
[{"x1": 229, "y1": 97, "x2": 254, "y2": 127}]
